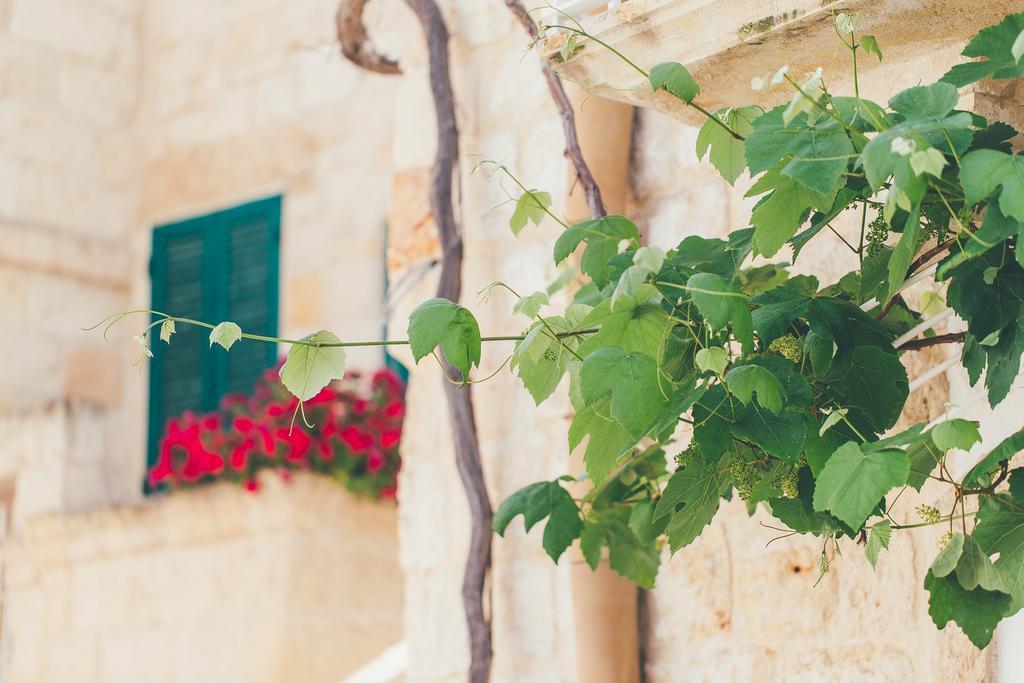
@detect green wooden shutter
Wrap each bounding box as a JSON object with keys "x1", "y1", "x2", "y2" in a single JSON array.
[{"x1": 146, "y1": 196, "x2": 281, "y2": 489}]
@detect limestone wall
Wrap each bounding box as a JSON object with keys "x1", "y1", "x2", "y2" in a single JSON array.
[
  {"x1": 2, "y1": 473, "x2": 402, "y2": 683},
  {"x1": 0, "y1": 0, "x2": 141, "y2": 513},
  {"x1": 2, "y1": 0, "x2": 409, "y2": 681}
]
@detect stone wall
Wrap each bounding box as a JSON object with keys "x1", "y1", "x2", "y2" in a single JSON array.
[
  {"x1": 0, "y1": 0, "x2": 141, "y2": 513},
  {"x1": 2, "y1": 473, "x2": 402, "y2": 683},
  {"x1": 1, "y1": 0, "x2": 408, "y2": 681}
]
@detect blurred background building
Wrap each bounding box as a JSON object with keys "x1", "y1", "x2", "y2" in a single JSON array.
[{"x1": 1, "y1": 0, "x2": 1022, "y2": 681}]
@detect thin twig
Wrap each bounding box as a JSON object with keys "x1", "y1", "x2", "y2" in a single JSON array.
[{"x1": 896, "y1": 332, "x2": 966, "y2": 351}]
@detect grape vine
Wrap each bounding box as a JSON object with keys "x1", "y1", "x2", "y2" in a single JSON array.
[{"x1": 95, "y1": 11, "x2": 1024, "y2": 649}]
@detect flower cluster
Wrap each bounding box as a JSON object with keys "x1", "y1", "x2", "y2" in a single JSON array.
[{"x1": 148, "y1": 365, "x2": 404, "y2": 500}]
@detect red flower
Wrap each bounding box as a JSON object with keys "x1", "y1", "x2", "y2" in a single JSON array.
[
  {"x1": 317, "y1": 439, "x2": 334, "y2": 461},
  {"x1": 230, "y1": 438, "x2": 254, "y2": 471},
  {"x1": 341, "y1": 426, "x2": 373, "y2": 453},
  {"x1": 276, "y1": 428, "x2": 312, "y2": 463},
  {"x1": 154, "y1": 363, "x2": 403, "y2": 499},
  {"x1": 380, "y1": 429, "x2": 401, "y2": 449},
  {"x1": 367, "y1": 449, "x2": 384, "y2": 472}
]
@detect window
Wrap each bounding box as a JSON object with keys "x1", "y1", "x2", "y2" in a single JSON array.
[{"x1": 146, "y1": 196, "x2": 281, "y2": 485}]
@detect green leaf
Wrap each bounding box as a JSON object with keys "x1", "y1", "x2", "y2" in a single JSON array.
[
  {"x1": 579, "y1": 508, "x2": 661, "y2": 588},
  {"x1": 407, "y1": 298, "x2": 482, "y2": 380},
  {"x1": 745, "y1": 107, "x2": 853, "y2": 195},
  {"x1": 813, "y1": 441, "x2": 909, "y2": 529},
  {"x1": 925, "y1": 569, "x2": 1011, "y2": 649},
  {"x1": 909, "y1": 148, "x2": 947, "y2": 177},
  {"x1": 655, "y1": 461, "x2": 726, "y2": 552},
  {"x1": 633, "y1": 245, "x2": 666, "y2": 272},
  {"x1": 746, "y1": 168, "x2": 836, "y2": 257},
  {"x1": 769, "y1": 467, "x2": 840, "y2": 534},
  {"x1": 865, "y1": 520, "x2": 892, "y2": 569},
  {"x1": 886, "y1": 205, "x2": 921, "y2": 303},
  {"x1": 725, "y1": 365, "x2": 786, "y2": 414},
  {"x1": 568, "y1": 398, "x2": 632, "y2": 484},
  {"x1": 860, "y1": 35, "x2": 883, "y2": 61},
  {"x1": 509, "y1": 190, "x2": 551, "y2": 235},
  {"x1": 963, "y1": 429, "x2": 1024, "y2": 488},
  {"x1": 956, "y1": 535, "x2": 1007, "y2": 592},
  {"x1": 279, "y1": 330, "x2": 347, "y2": 401},
  {"x1": 947, "y1": 250, "x2": 1024, "y2": 343},
  {"x1": 512, "y1": 291, "x2": 549, "y2": 318},
  {"x1": 907, "y1": 439, "x2": 944, "y2": 491},
  {"x1": 696, "y1": 106, "x2": 760, "y2": 184},
  {"x1": 610, "y1": 266, "x2": 657, "y2": 313},
  {"x1": 511, "y1": 316, "x2": 579, "y2": 404},
  {"x1": 825, "y1": 346, "x2": 909, "y2": 435},
  {"x1": 493, "y1": 482, "x2": 547, "y2": 535},
  {"x1": 1010, "y1": 470, "x2": 1024, "y2": 503},
  {"x1": 649, "y1": 61, "x2": 699, "y2": 103},
  {"x1": 941, "y1": 13, "x2": 1024, "y2": 86},
  {"x1": 819, "y1": 408, "x2": 847, "y2": 437},
  {"x1": 686, "y1": 273, "x2": 754, "y2": 354},
  {"x1": 580, "y1": 347, "x2": 663, "y2": 439},
  {"x1": 931, "y1": 419, "x2": 982, "y2": 452},
  {"x1": 750, "y1": 285, "x2": 809, "y2": 345},
  {"x1": 492, "y1": 480, "x2": 583, "y2": 562},
  {"x1": 695, "y1": 347, "x2": 729, "y2": 375},
  {"x1": 159, "y1": 319, "x2": 175, "y2": 344},
  {"x1": 931, "y1": 532, "x2": 966, "y2": 578},
  {"x1": 959, "y1": 149, "x2": 1024, "y2": 222},
  {"x1": 553, "y1": 215, "x2": 640, "y2": 289},
  {"x1": 577, "y1": 298, "x2": 672, "y2": 360},
  {"x1": 937, "y1": 202, "x2": 1021, "y2": 279},
  {"x1": 975, "y1": 503, "x2": 1024, "y2": 614},
  {"x1": 731, "y1": 404, "x2": 807, "y2": 464},
  {"x1": 209, "y1": 321, "x2": 242, "y2": 350}
]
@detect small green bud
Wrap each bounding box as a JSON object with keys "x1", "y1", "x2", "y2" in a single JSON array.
[
  {"x1": 768, "y1": 334, "x2": 802, "y2": 363},
  {"x1": 916, "y1": 504, "x2": 941, "y2": 523}
]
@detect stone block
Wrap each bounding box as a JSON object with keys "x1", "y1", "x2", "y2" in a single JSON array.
[
  {"x1": 62, "y1": 345, "x2": 124, "y2": 408},
  {"x1": 387, "y1": 168, "x2": 439, "y2": 273},
  {"x1": 9, "y1": 0, "x2": 131, "y2": 66},
  {"x1": 283, "y1": 272, "x2": 324, "y2": 330},
  {"x1": 58, "y1": 60, "x2": 138, "y2": 128}
]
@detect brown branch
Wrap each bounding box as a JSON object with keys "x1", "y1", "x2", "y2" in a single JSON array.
[
  {"x1": 402, "y1": 2, "x2": 493, "y2": 682},
  {"x1": 336, "y1": 0, "x2": 402, "y2": 74},
  {"x1": 502, "y1": 0, "x2": 607, "y2": 219},
  {"x1": 908, "y1": 237, "x2": 955, "y2": 276},
  {"x1": 896, "y1": 331, "x2": 966, "y2": 351}
]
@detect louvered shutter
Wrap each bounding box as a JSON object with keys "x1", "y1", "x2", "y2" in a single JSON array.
[{"x1": 146, "y1": 197, "x2": 280, "y2": 485}]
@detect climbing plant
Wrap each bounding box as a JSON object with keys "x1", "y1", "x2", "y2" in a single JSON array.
[{"x1": 95, "y1": 12, "x2": 1024, "y2": 649}]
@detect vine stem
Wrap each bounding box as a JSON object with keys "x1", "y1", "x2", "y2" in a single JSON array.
[
  {"x1": 548, "y1": 24, "x2": 744, "y2": 141},
  {"x1": 882, "y1": 509, "x2": 977, "y2": 531},
  {"x1": 94, "y1": 309, "x2": 598, "y2": 350}
]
